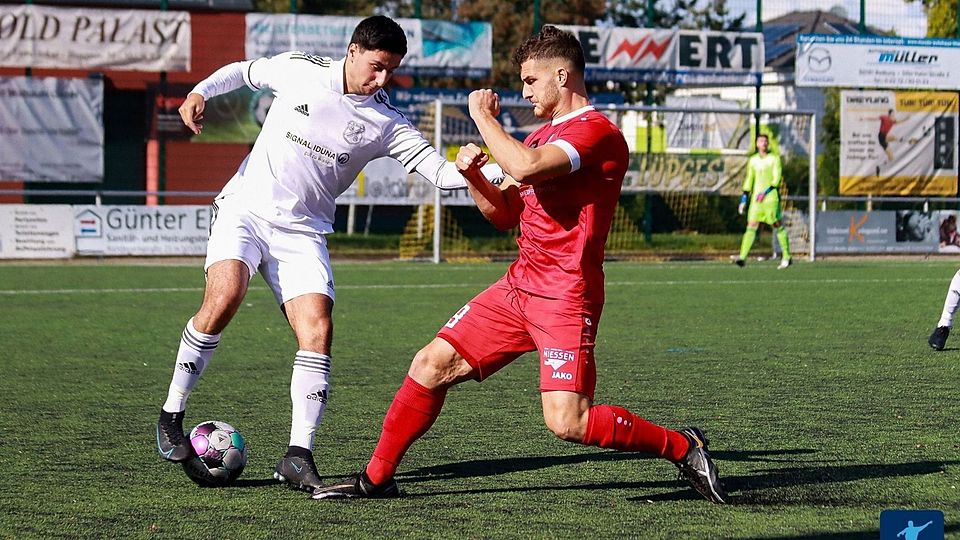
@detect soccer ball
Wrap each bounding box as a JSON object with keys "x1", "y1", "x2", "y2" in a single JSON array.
[{"x1": 181, "y1": 420, "x2": 248, "y2": 487}]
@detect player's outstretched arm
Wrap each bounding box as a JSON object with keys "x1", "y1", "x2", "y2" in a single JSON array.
[
  {"x1": 468, "y1": 90, "x2": 570, "y2": 185},
  {"x1": 179, "y1": 93, "x2": 206, "y2": 135},
  {"x1": 457, "y1": 144, "x2": 521, "y2": 230},
  {"x1": 180, "y1": 60, "x2": 252, "y2": 135},
  {"x1": 410, "y1": 149, "x2": 468, "y2": 190}
]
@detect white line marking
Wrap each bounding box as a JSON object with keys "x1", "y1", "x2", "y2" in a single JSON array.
[{"x1": 0, "y1": 277, "x2": 946, "y2": 296}]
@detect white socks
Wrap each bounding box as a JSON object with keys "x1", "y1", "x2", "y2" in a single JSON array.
[
  {"x1": 289, "y1": 350, "x2": 331, "y2": 450},
  {"x1": 161, "y1": 322, "x2": 330, "y2": 451},
  {"x1": 938, "y1": 270, "x2": 960, "y2": 328},
  {"x1": 162, "y1": 318, "x2": 220, "y2": 413}
]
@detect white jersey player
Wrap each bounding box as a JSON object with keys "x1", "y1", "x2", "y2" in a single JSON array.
[
  {"x1": 195, "y1": 51, "x2": 467, "y2": 235},
  {"x1": 155, "y1": 15, "x2": 488, "y2": 492},
  {"x1": 929, "y1": 268, "x2": 960, "y2": 350}
]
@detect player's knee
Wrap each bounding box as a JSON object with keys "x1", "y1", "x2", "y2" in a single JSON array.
[
  {"x1": 194, "y1": 296, "x2": 243, "y2": 333},
  {"x1": 543, "y1": 411, "x2": 586, "y2": 443},
  {"x1": 295, "y1": 321, "x2": 332, "y2": 352},
  {"x1": 410, "y1": 346, "x2": 463, "y2": 387}
]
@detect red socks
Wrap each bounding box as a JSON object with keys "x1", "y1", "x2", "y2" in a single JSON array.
[
  {"x1": 365, "y1": 376, "x2": 446, "y2": 485},
  {"x1": 365, "y1": 382, "x2": 688, "y2": 485},
  {"x1": 582, "y1": 404, "x2": 689, "y2": 462}
]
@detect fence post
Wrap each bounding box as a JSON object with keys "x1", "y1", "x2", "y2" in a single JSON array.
[
  {"x1": 809, "y1": 113, "x2": 817, "y2": 261},
  {"x1": 432, "y1": 99, "x2": 443, "y2": 264}
]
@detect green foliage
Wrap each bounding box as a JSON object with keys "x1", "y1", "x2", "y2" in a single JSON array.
[
  {"x1": 817, "y1": 88, "x2": 842, "y2": 197},
  {"x1": 1, "y1": 260, "x2": 959, "y2": 538},
  {"x1": 454, "y1": 0, "x2": 606, "y2": 89},
  {"x1": 601, "y1": 0, "x2": 746, "y2": 30},
  {"x1": 926, "y1": 0, "x2": 959, "y2": 38}
]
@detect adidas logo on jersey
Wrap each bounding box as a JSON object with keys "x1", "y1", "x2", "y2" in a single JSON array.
[{"x1": 294, "y1": 104, "x2": 309, "y2": 116}]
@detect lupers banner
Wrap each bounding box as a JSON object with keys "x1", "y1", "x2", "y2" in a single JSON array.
[
  {"x1": 796, "y1": 34, "x2": 960, "y2": 90},
  {"x1": 0, "y1": 76, "x2": 104, "y2": 183},
  {"x1": 622, "y1": 154, "x2": 748, "y2": 194},
  {"x1": 840, "y1": 90, "x2": 958, "y2": 195},
  {"x1": 0, "y1": 5, "x2": 191, "y2": 71},
  {"x1": 554, "y1": 25, "x2": 763, "y2": 85},
  {"x1": 245, "y1": 14, "x2": 491, "y2": 78}
]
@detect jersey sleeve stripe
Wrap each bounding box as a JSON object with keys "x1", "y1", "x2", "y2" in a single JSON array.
[
  {"x1": 374, "y1": 91, "x2": 407, "y2": 118},
  {"x1": 289, "y1": 52, "x2": 331, "y2": 67},
  {"x1": 549, "y1": 139, "x2": 581, "y2": 173},
  {"x1": 403, "y1": 143, "x2": 433, "y2": 168},
  {"x1": 245, "y1": 59, "x2": 259, "y2": 90}
]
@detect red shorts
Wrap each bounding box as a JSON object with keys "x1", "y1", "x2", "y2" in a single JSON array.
[{"x1": 437, "y1": 277, "x2": 601, "y2": 399}]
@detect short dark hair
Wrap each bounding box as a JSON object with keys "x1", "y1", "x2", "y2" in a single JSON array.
[
  {"x1": 512, "y1": 25, "x2": 585, "y2": 73},
  {"x1": 756, "y1": 133, "x2": 769, "y2": 141},
  {"x1": 351, "y1": 15, "x2": 407, "y2": 57}
]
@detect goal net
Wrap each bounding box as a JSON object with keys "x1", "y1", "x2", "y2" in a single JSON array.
[{"x1": 398, "y1": 99, "x2": 815, "y2": 262}]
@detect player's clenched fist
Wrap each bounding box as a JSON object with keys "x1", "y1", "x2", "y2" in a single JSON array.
[
  {"x1": 456, "y1": 143, "x2": 488, "y2": 172},
  {"x1": 468, "y1": 89, "x2": 500, "y2": 119},
  {"x1": 179, "y1": 93, "x2": 206, "y2": 135}
]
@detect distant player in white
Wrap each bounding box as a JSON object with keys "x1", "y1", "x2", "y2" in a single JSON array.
[
  {"x1": 929, "y1": 269, "x2": 960, "y2": 351},
  {"x1": 156, "y1": 15, "x2": 493, "y2": 491}
]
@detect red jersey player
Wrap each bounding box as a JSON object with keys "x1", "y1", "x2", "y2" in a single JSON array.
[{"x1": 312, "y1": 25, "x2": 727, "y2": 503}]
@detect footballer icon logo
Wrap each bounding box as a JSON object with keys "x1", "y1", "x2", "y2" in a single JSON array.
[
  {"x1": 807, "y1": 47, "x2": 831, "y2": 72},
  {"x1": 343, "y1": 121, "x2": 365, "y2": 144}
]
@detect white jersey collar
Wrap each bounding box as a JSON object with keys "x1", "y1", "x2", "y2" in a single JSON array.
[
  {"x1": 551, "y1": 105, "x2": 595, "y2": 126},
  {"x1": 331, "y1": 57, "x2": 347, "y2": 95}
]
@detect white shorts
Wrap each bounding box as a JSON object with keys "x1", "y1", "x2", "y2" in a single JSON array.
[{"x1": 204, "y1": 201, "x2": 335, "y2": 305}]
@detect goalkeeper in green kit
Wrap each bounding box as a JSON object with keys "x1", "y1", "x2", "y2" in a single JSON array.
[{"x1": 734, "y1": 133, "x2": 791, "y2": 269}]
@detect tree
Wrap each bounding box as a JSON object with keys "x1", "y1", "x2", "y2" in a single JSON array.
[
  {"x1": 817, "y1": 88, "x2": 842, "y2": 198},
  {"x1": 455, "y1": 0, "x2": 606, "y2": 89},
  {"x1": 903, "y1": 0, "x2": 957, "y2": 37},
  {"x1": 602, "y1": 0, "x2": 745, "y2": 30},
  {"x1": 926, "y1": 0, "x2": 958, "y2": 38}
]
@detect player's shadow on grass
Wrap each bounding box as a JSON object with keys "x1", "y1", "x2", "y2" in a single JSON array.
[
  {"x1": 395, "y1": 450, "x2": 957, "y2": 505},
  {"x1": 632, "y1": 458, "x2": 959, "y2": 504},
  {"x1": 398, "y1": 448, "x2": 818, "y2": 483}
]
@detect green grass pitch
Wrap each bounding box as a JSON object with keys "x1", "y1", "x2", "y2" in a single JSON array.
[{"x1": 0, "y1": 259, "x2": 957, "y2": 538}]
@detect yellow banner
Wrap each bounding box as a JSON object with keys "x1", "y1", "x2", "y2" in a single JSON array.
[
  {"x1": 840, "y1": 90, "x2": 958, "y2": 196},
  {"x1": 840, "y1": 175, "x2": 957, "y2": 195}
]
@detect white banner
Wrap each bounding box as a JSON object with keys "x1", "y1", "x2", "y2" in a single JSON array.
[
  {"x1": 840, "y1": 90, "x2": 958, "y2": 195},
  {"x1": 556, "y1": 25, "x2": 763, "y2": 85},
  {"x1": 245, "y1": 14, "x2": 491, "y2": 77},
  {"x1": 664, "y1": 95, "x2": 751, "y2": 151},
  {"x1": 0, "y1": 204, "x2": 75, "y2": 259},
  {"x1": 338, "y1": 157, "x2": 475, "y2": 206},
  {"x1": 0, "y1": 5, "x2": 191, "y2": 71},
  {"x1": 74, "y1": 205, "x2": 212, "y2": 255},
  {"x1": 796, "y1": 34, "x2": 960, "y2": 90},
  {"x1": 0, "y1": 76, "x2": 103, "y2": 183}
]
